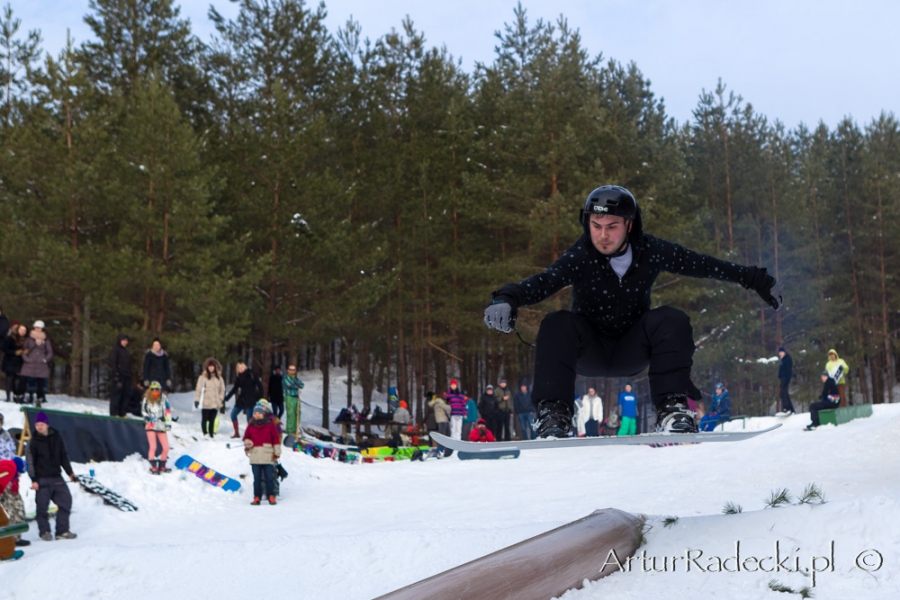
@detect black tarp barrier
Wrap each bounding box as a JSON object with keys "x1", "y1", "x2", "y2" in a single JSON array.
[{"x1": 22, "y1": 407, "x2": 148, "y2": 463}]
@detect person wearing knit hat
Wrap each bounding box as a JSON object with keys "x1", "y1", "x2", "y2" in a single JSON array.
[
  {"x1": 26, "y1": 410, "x2": 78, "y2": 540},
  {"x1": 143, "y1": 381, "x2": 173, "y2": 474},
  {"x1": 776, "y1": 347, "x2": 795, "y2": 416},
  {"x1": 445, "y1": 379, "x2": 466, "y2": 440},
  {"x1": 20, "y1": 322, "x2": 53, "y2": 407},
  {"x1": 0, "y1": 412, "x2": 29, "y2": 547},
  {"x1": 243, "y1": 400, "x2": 282, "y2": 505},
  {"x1": 478, "y1": 385, "x2": 499, "y2": 438},
  {"x1": 468, "y1": 417, "x2": 496, "y2": 443}
]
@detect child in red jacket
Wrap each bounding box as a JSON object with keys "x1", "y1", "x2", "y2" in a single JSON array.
[{"x1": 243, "y1": 402, "x2": 282, "y2": 505}]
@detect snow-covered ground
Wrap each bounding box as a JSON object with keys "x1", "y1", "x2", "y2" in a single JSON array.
[{"x1": 3, "y1": 369, "x2": 899, "y2": 600}]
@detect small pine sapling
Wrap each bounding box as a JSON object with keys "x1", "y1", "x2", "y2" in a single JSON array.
[
  {"x1": 765, "y1": 488, "x2": 793, "y2": 508},
  {"x1": 722, "y1": 501, "x2": 743, "y2": 515},
  {"x1": 768, "y1": 579, "x2": 814, "y2": 598},
  {"x1": 797, "y1": 483, "x2": 826, "y2": 505},
  {"x1": 662, "y1": 516, "x2": 679, "y2": 528}
]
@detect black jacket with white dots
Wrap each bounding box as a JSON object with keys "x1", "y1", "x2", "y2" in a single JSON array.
[{"x1": 493, "y1": 232, "x2": 756, "y2": 338}]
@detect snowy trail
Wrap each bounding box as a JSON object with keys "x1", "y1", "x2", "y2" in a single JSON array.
[{"x1": 3, "y1": 373, "x2": 899, "y2": 600}]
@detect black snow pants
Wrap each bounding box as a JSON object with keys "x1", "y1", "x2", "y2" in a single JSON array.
[
  {"x1": 531, "y1": 306, "x2": 701, "y2": 412},
  {"x1": 35, "y1": 476, "x2": 72, "y2": 536}
]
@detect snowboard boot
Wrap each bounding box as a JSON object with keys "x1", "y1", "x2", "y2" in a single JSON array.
[
  {"x1": 158, "y1": 460, "x2": 171, "y2": 473},
  {"x1": 231, "y1": 420, "x2": 240, "y2": 439},
  {"x1": 655, "y1": 395, "x2": 698, "y2": 433},
  {"x1": 533, "y1": 399, "x2": 575, "y2": 439},
  {"x1": 150, "y1": 460, "x2": 160, "y2": 474},
  {"x1": 268, "y1": 495, "x2": 277, "y2": 505},
  {"x1": 251, "y1": 497, "x2": 261, "y2": 505}
]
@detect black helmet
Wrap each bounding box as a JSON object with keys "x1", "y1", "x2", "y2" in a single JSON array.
[
  {"x1": 580, "y1": 185, "x2": 637, "y2": 224},
  {"x1": 579, "y1": 185, "x2": 644, "y2": 244}
]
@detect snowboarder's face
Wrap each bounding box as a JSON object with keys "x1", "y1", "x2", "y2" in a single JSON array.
[{"x1": 589, "y1": 214, "x2": 631, "y2": 256}]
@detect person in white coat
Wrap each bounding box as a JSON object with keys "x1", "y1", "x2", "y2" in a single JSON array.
[{"x1": 575, "y1": 387, "x2": 603, "y2": 437}]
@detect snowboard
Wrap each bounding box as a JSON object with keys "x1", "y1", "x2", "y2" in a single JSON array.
[
  {"x1": 25, "y1": 506, "x2": 58, "y2": 521},
  {"x1": 457, "y1": 449, "x2": 520, "y2": 460},
  {"x1": 174, "y1": 455, "x2": 241, "y2": 492},
  {"x1": 430, "y1": 424, "x2": 781, "y2": 452},
  {"x1": 76, "y1": 475, "x2": 139, "y2": 512}
]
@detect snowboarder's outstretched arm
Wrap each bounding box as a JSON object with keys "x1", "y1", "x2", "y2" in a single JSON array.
[{"x1": 651, "y1": 237, "x2": 783, "y2": 310}]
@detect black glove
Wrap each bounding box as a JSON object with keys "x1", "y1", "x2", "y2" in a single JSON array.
[
  {"x1": 745, "y1": 267, "x2": 783, "y2": 311},
  {"x1": 218, "y1": 405, "x2": 225, "y2": 414},
  {"x1": 484, "y1": 300, "x2": 516, "y2": 333},
  {"x1": 194, "y1": 401, "x2": 199, "y2": 409}
]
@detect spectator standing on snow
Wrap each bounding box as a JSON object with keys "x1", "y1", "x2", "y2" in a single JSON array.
[
  {"x1": 468, "y1": 417, "x2": 496, "y2": 442},
  {"x1": 142, "y1": 338, "x2": 173, "y2": 393},
  {"x1": 513, "y1": 383, "x2": 535, "y2": 440},
  {"x1": 20, "y1": 321, "x2": 53, "y2": 407},
  {"x1": 0, "y1": 414, "x2": 28, "y2": 547},
  {"x1": 699, "y1": 383, "x2": 731, "y2": 432},
  {"x1": 777, "y1": 347, "x2": 795, "y2": 416},
  {"x1": 268, "y1": 365, "x2": 284, "y2": 419},
  {"x1": 603, "y1": 409, "x2": 620, "y2": 436},
  {"x1": 142, "y1": 382, "x2": 172, "y2": 474},
  {"x1": 225, "y1": 362, "x2": 264, "y2": 439},
  {"x1": 806, "y1": 371, "x2": 841, "y2": 431},
  {"x1": 194, "y1": 358, "x2": 226, "y2": 439},
  {"x1": 25, "y1": 411, "x2": 77, "y2": 541},
  {"x1": 617, "y1": 383, "x2": 638, "y2": 436},
  {"x1": 445, "y1": 379, "x2": 466, "y2": 440},
  {"x1": 575, "y1": 387, "x2": 603, "y2": 437},
  {"x1": 425, "y1": 393, "x2": 450, "y2": 438},
  {"x1": 281, "y1": 365, "x2": 304, "y2": 438},
  {"x1": 0, "y1": 307, "x2": 9, "y2": 344},
  {"x1": 825, "y1": 349, "x2": 849, "y2": 407},
  {"x1": 243, "y1": 402, "x2": 282, "y2": 505},
  {"x1": 462, "y1": 393, "x2": 479, "y2": 440},
  {"x1": 478, "y1": 385, "x2": 499, "y2": 437},
  {"x1": 2, "y1": 323, "x2": 27, "y2": 403},
  {"x1": 496, "y1": 389, "x2": 514, "y2": 441},
  {"x1": 107, "y1": 334, "x2": 132, "y2": 417}
]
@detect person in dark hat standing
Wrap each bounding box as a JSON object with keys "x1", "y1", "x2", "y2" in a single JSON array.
[
  {"x1": 107, "y1": 334, "x2": 133, "y2": 417},
  {"x1": 25, "y1": 411, "x2": 77, "y2": 541},
  {"x1": 776, "y1": 347, "x2": 795, "y2": 416},
  {"x1": 484, "y1": 185, "x2": 782, "y2": 437}
]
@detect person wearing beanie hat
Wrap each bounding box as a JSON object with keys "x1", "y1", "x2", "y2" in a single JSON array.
[
  {"x1": 391, "y1": 400, "x2": 411, "y2": 442},
  {"x1": 26, "y1": 410, "x2": 78, "y2": 540},
  {"x1": 2, "y1": 323, "x2": 28, "y2": 403},
  {"x1": 617, "y1": 383, "x2": 638, "y2": 436},
  {"x1": 462, "y1": 393, "x2": 479, "y2": 440},
  {"x1": 806, "y1": 371, "x2": 840, "y2": 430},
  {"x1": 243, "y1": 400, "x2": 282, "y2": 505},
  {"x1": 478, "y1": 385, "x2": 499, "y2": 438},
  {"x1": 776, "y1": 347, "x2": 795, "y2": 416},
  {"x1": 468, "y1": 417, "x2": 496, "y2": 443},
  {"x1": 142, "y1": 381, "x2": 173, "y2": 473},
  {"x1": 107, "y1": 334, "x2": 132, "y2": 417},
  {"x1": 699, "y1": 383, "x2": 731, "y2": 432},
  {"x1": 20, "y1": 322, "x2": 53, "y2": 407},
  {"x1": 445, "y1": 379, "x2": 466, "y2": 440}
]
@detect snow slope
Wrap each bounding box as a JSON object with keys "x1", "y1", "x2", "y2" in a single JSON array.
[{"x1": 3, "y1": 371, "x2": 898, "y2": 600}]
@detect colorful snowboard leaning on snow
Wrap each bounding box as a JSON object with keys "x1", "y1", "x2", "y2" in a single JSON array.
[
  {"x1": 76, "y1": 475, "x2": 139, "y2": 512},
  {"x1": 174, "y1": 455, "x2": 241, "y2": 492}
]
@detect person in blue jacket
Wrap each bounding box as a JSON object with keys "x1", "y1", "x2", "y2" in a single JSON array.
[
  {"x1": 617, "y1": 383, "x2": 638, "y2": 436},
  {"x1": 699, "y1": 383, "x2": 731, "y2": 431}
]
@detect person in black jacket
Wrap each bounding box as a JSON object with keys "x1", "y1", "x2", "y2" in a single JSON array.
[
  {"x1": 2, "y1": 323, "x2": 27, "y2": 403},
  {"x1": 513, "y1": 384, "x2": 536, "y2": 440},
  {"x1": 478, "y1": 385, "x2": 499, "y2": 437},
  {"x1": 267, "y1": 365, "x2": 284, "y2": 419},
  {"x1": 25, "y1": 412, "x2": 77, "y2": 540},
  {"x1": 225, "y1": 362, "x2": 264, "y2": 438},
  {"x1": 0, "y1": 306, "x2": 9, "y2": 344},
  {"x1": 107, "y1": 334, "x2": 132, "y2": 417},
  {"x1": 777, "y1": 346, "x2": 795, "y2": 416},
  {"x1": 806, "y1": 371, "x2": 840, "y2": 431},
  {"x1": 484, "y1": 185, "x2": 783, "y2": 437},
  {"x1": 142, "y1": 338, "x2": 173, "y2": 392}
]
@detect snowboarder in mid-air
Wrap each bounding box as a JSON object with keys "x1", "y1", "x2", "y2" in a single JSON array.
[{"x1": 484, "y1": 185, "x2": 783, "y2": 438}]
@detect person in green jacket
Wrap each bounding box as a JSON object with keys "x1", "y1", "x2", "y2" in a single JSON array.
[
  {"x1": 462, "y1": 392, "x2": 479, "y2": 441},
  {"x1": 281, "y1": 365, "x2": 305, "y2": 436}
]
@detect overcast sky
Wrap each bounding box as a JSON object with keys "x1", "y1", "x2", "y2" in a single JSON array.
[{"x1": 12, "y1": 0, "x2": 900, "y2": 130}]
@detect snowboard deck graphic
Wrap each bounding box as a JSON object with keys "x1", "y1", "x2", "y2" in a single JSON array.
[
  {"x1": 76, "y1": 475, "x2": 139, "y2": 512},
  {"x1": 174, "y1": 455, "x2": 241, "y2": 492},
  {"x1": 430, "y1": 424, "x2": 781, "y2": 452}
]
